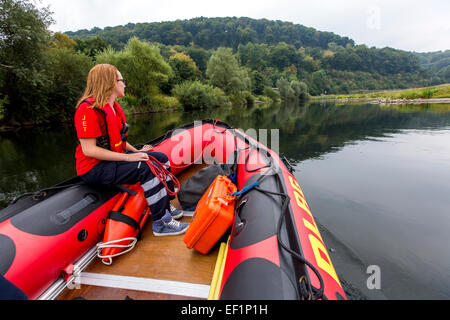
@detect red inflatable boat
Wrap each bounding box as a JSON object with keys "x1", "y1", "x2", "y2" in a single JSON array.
[{"x1": 0, "y1": 119, "x2": 346, "y2": 300}]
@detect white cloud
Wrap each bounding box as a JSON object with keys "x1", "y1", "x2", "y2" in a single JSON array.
[{"x1": 40, "y1": 0, "x2": 450, "y2": 52}]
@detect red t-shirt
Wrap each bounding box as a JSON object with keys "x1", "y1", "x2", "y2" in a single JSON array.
[{"x1": 74, "y1": 102, "x2": 124, "y2": 175}]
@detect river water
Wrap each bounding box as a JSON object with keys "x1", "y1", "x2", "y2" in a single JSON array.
[{"x1": 1, "y1": 102, "x2": 449, "y2": 299}]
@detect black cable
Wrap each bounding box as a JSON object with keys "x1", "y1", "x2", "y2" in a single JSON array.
[{"x1": 252, "y1": 184, "x2": 327, "y2": 300}]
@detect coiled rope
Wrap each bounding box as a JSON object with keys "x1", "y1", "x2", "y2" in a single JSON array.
[{"x1": 144, "y1": 154, "x2": 181, "y2": 197}]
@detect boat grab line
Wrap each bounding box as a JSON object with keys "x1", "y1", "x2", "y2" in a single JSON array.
[{"x1": 77, "y1": 272, "x2": 210, "y2": 299}]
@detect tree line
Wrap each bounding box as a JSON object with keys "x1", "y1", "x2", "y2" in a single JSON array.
[
  {"x1": 67, "y1": 16, "x2": 448, "y2": 92},
  {"x1": 66, "y1": 16, "x2": 355, "y2": 51},
  {"x1": 1, "y1": 1, "x2": 448, "y2": 128},
  {"x1": 1, "y1": 0, "x2": 307, "y2": 127}
]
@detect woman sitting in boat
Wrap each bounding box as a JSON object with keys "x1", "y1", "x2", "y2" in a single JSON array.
[{"x1": 74, "y1": 64, "x2": 189, "y2": 236}]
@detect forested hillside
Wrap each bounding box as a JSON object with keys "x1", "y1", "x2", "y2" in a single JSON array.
[
  {"x1": 413, "y1": 50, "x2": 450, "y2": 84},
  {"x1": 66, "y1": 17, "x2": 449, "y2": 93},
  {"x1": 66, "y1": 17, "x2": 355, "y2": 50},
  {"x1": 1, "y1": 2, "x2": 448, "y2": 128}
]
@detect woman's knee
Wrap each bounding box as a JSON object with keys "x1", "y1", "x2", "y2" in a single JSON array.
[{"x1": 148, "y1": 152, "x2": 169, "y2": 164}]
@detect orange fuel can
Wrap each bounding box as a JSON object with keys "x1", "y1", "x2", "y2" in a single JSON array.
[{"x1": 184, "y1": 175, "x2": 237, "y2": 254}]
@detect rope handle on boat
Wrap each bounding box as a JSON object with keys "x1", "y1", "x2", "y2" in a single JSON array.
[
  {"x1": 10, "y1": 182, "x2": 85, "y2": 204},
  {"x1": 229, "y1": 181, "x2": 259, "y2": 197},
  {"x1": 96, "y1": 237, "x2": 138, "y2": 266}
]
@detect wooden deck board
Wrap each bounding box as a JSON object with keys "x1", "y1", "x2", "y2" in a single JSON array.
[
  {"x1": 57, "y1": 163, "x2": 219, "y2": 300},
  {"x1": 57, "y1": 285, "x2": 202, "y2": 300},
  {"x1": 84, "y1": 216, "x2": 220, "y2": 284}
]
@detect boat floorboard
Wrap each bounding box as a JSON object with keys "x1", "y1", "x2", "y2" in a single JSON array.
[
  {"x1": 57, "y1": 163, "x2": 218, "y2": 300},
  {"x1": 57, "y1": 285, "x2": 202, "y2": 301}
]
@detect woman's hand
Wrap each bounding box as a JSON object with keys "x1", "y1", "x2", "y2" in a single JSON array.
[
  {"x1": 139, "y1": 144, "x2": 153, "y2": 152},
  {"x1": 125, "y1": 152, "x2": 149, "y2": 162}
]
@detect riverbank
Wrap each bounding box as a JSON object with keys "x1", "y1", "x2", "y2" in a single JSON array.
[
  {"x1": 0, "y1": 106, "x2": 184, "y2": 133},
  {"x1": 321, "y1": 97, "x2": 450, "y2": 105},
  {"x1": 311, "y1": 83, "x2": 450, "y2": 105}
]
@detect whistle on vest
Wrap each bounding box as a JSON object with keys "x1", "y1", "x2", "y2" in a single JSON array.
[
  {"x1": 121, "y1": 123, "x2": 129, "y2": 143},
  {"x1": 96, "y1": 123, "x2": 129, "y2": 151}
]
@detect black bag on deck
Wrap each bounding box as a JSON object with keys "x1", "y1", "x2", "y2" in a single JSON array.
[{"x1": 178, "y1": 164, "x2": 235, "y2": 210}]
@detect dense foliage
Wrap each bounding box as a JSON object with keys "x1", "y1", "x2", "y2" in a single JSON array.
[
  {"x1": 172, "y1": 81, "x2": 230, "y2": 110},
  {"x1": 66, "y1": 17, "x2": 355, "y2": 51},
  {"x1": 1, "y1": 1, "x2": 448, "y2": 128},
  {"x1": 0, "y1": 0, "x2": 93, "y2": 124},
  {"x1": 413, "y1": 50, "x2": 450, "y2": 84},
  {"x1": 66, "y1": 17, "x2": 447, "y2": 95},
  {"x1": 96, "y1": 37, "x2": 173, "y2": 110}
]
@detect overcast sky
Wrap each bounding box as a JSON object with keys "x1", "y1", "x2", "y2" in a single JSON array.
[{"x1": 39, "y1": 0, "x2": 450, "y2": 53}]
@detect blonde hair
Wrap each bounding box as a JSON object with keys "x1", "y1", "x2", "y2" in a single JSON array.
[{"x1": 76, "y1": 64, "x2": 118, "y2": 109}]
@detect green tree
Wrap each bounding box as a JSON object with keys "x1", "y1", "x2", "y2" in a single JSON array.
[
  {"x1": 184, "y1": 46, "x2": 211, "y2": 75},
  {"x1": 74, "y1": 36, "x2": 108, "y2": 59},
  {"x1": 237, "y1": 42, "x2": 268, "y2": 70},
  {"x1": 52, "y1": 32, "x2": 77, "y2": 50},
  {"x1": 276, "y1": 78, "x2": 294, "y2": 101},
  {"x1": 43, "y1": 48, "x2": 93, "y2": 122},
  {"x1": 310, "y1": 70, "x2": 332, "y2": 95},
  {"x1": 172, "y1": 80, "x2": 230, "y2": 110},
  {"x1": 0, "y1": 0, "x2": 53, "y2": 122},
  {"x1": 168, "y1": 52, "x2": 201, "y2": 85},
  {"x1": 268, "y1": 42, "x2": 299, "y2": 71},
  {"x1": 263, "y1": 86, "x2": 280, "y2": 102},
  {"x1": 251, "y1": 70, "x2": 265, "y2": 95},
  {"x1": 290, "y1": 80, "x2": 309, "y2": 101},
  {"x1": 206, "y1": 47, "x2": 250, "y2": 97},
  {"x1": 96, "y1": 37, "x2": 172, "y2": 110},
  {"x1": 276, "y1": 78, "x2": 309, "y2": 103}
]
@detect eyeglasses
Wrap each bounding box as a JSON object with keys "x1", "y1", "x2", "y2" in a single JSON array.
[{"x1": 117, "y1": 78, "x2": 127, "y2": 86}]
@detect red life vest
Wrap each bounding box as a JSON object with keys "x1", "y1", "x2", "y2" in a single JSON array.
[{"x1": 82, "y1": 97, "x2": 128, "y2": 153}]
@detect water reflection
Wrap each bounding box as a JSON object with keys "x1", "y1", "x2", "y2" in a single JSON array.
[
  {"x1": 297, "y1": 128, "x2": 450, "y2": 299},
  {"x1": 1, "y1": 102, "x2": 450, "y2": 299},
  {"x1": 1, "y1": 102, "x2": 450, "y2": 208}
]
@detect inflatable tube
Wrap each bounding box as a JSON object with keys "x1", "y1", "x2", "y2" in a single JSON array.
[{"x1": 0, "y1": 119, "x2": 346, "y2": 300}]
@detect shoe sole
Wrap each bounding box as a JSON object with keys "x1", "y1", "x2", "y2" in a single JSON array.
[
  {"x1": 171, "y1": 211, "x2": 184, "y2": 220},
  {"x1": 153, "y1": 228, "x2": 188, "y2": 237}
]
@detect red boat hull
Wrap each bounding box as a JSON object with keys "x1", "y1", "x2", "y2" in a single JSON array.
[{"x1": 0, "y1": 120, "x2": 345, "y2": 300}]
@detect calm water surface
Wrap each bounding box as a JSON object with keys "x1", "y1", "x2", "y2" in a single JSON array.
[{"x1": 1, "y1": 102, "x2": 449, "y2": 299}]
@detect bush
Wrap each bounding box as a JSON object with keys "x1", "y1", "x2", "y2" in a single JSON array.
[
  {"x1": 172, "y1": 81, "x2": 230, "y2": 110},
  {"x1": 0, "y1": 0, "x2": 53, "y2": 123},
  {"x1": 0, "y1": 97, "x2": 6, "y2": 122},
  {"x1": 277, "y1": 78, "x2": 295, "y2": 100},
  {"x1": 206, "y1": 47, "x2": 250, "y2": 96},
  {"x1": 241, "y1": 90, "x2": 255, "y2": 107},
  {"x1": 263, "y1": 86, "x2": 280, "y2": 102},
  {"x1": 291, "y1": 80, "x2": 310, "y2": 101},
  {"x1": 150, "y1": 94, "x2": 180, "y2": 111},
  {"x1": 400, "y1": 90, "x2": 420, "y2": 99},
  {"x1": 276, "y1": 78, "x2": 310, "y2": 104},
  {"x1": 116, "y1": 95, "x2": 138, "y2": 114},
  {"x1": 44, "y1": 47, "x2": 93, "y2": 121},
  {"x1": 96, "y1": 37, "x2": 172, "y2": 109},
  {"x1": 421, "y1": 88, "x2": 435, "y2": 99}
]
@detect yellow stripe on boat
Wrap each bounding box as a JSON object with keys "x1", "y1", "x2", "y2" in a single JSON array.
[{"x1": 208, "y1": 238, "x2": 229, "y2": 300}]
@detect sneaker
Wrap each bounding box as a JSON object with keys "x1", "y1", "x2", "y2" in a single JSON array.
[
  {"x1": 153, "y1": 211, "x2": 189, "y2": 237},
  {"x1": 169, "y1": 204, "x2": 186, "y2": 220}
]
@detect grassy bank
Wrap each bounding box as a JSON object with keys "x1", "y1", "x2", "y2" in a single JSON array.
[{"x1": 311, "y1": 83, "x2": 450, "y2": 101}]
